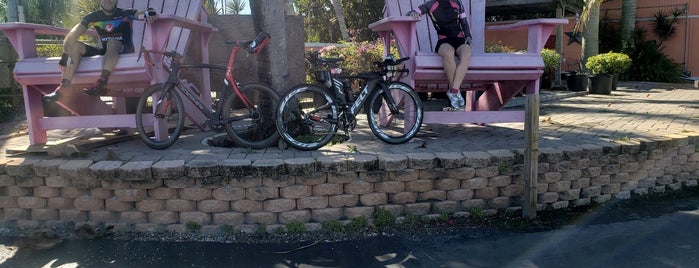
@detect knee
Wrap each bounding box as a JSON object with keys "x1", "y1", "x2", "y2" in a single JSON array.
[
  {"x1": 104, "y1": 39, "x2": 123, "y2": 53},
  {"x1": 442, "y1": 56, "x2": 456, "y2": 66}
]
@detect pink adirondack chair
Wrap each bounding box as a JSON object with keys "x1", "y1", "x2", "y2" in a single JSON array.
[
  {"x1": 0, "y1": 0, "x2": 216, "y2": 145},
  {"x1": 369, "y1": 0, "x2": 567, "y2": 124}
]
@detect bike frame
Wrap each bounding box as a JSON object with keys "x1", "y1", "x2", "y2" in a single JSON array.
[
  {"x1": 142, "y1": 35, "x2": 269, "y2": 129},
  {"x1": 330, "y1": 74, "x2": 400, "y2": 119}
]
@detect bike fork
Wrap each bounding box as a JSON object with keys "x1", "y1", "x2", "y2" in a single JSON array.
[{"x1": 379, "y1": 82, "x2": 400, "y2": 114}]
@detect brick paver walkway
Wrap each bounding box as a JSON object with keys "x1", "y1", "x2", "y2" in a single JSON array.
[{"x1": 1, "y1": 82, "x2": 697, "y2": 162}]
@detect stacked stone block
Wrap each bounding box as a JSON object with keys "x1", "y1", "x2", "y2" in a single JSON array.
[{"x1": 0, "y1": 135, "x2": 697, "y2": 233}]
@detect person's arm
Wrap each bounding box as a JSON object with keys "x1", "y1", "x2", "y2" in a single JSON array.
[
  {"x1": 459, "y1": 17, "x2": 472, "y2": 44},
  {"x1": 456, "y1": 1, "x2": 472, "y2": 44},
  {"x1": 406, "y1": 0, "x2": 435, "y2": 18}
]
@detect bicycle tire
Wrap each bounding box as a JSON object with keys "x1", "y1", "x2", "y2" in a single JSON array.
[
  {"x1": 222, "y1": 82, "x2": 281, "y2": 149},
  {"x1": 135, "y1": 84, "x2": 185, "y2": 150},
  {"x1": 366, "y1": 82, "x2": 423, "y2": 144},
  {"x1": 276, "y1": 84, "x2": 338, "y2": 151}
]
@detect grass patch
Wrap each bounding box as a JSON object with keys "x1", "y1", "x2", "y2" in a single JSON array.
[
  {"x1": 345, "y1": 216, "x2": 368, "y2": 232},
  {"x1": 322, "y1": 220, "x2": 344, "y2": 233},
  {"x1": 186, "y1": 221, "x2": 201, "y2": 232},
  {"x1": 285, "y1": 222, "x2": 306, "y2": 234},
  {"x1": 373, "y1": 208, "x2": 396, "y2": 230}
]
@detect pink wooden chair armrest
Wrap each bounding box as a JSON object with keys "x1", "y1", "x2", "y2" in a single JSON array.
[
  {"x1": 0, "y1": 23, "x2": 97, "y2": 59},
  {"x1": 486, "y1": 18, "x2": 569, "y2": 54},
  {"x1": 155, "y1": 14, "x2": 217, "y2": 33},
  {"x1": 368, "y1": 16, "x2": 419, "y2": 32},
  {"x1": 486, "y1": 18, "x2": 569, "y2": 31}
]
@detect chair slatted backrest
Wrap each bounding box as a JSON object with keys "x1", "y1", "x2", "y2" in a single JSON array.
[
  {"x1": 117, "y1": 0, "x2": 204, "y2": 54},
  {"x1": 384, "y1": 0, "x2": 485, "y2": 55}
]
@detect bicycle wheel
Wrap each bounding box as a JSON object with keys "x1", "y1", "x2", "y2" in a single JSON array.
[
  {"x1": 222, "y1": 82, "x2": 281, "y2": 149},
  {"x1": 135, "y1": 84, "x2": 185, "y2": 150},
  {"x1": 276, "y1": 84, "x2": 338, "y2": 151},
  {"x1": 367, "y1": 82, "x2": 423, "y2": 144}
]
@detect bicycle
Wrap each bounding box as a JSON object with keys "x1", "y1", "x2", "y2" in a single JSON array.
[
  {"x1": 275, "y1": 54, "x2": 423, "y2": 151},
  {"x1": 136, "y1": 32, "x2": 280, "y2": 150}
]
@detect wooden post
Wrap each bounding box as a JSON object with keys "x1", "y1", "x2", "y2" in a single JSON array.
[
  {"x1": 554, "y1": 0, "x2": 565, "y2": 88},
  {"x1": 523, "y1": 93, "x2": 539, "y2": 219}
]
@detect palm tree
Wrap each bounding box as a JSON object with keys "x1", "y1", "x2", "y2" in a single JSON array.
[
  {"x1": 250, "y1": 0, "x2": 290, "y2": 94},
  {"x1": 226, "y1": 0, "x2": 246, "y2": 15},
  {"x1": 330, "y1": 0, "x2": 349, "y2": 41},
  {"x1": 204, "y1": 0, "x2": 220, "y2": 15},
  {"x1": 580, "y1": 1, "x2": 600, "y2": 65},
  {"x1": 620, "y1": 0, "x2": 636, "y2": 51}
]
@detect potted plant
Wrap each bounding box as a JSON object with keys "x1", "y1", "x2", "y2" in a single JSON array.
[
  {"x1": 540, "y1": 48, "x2": 560, "y2": 89},
  {"x1": 585, "y1": 53, "x2": 614, "y2": 95},
  {"x1": 605, "y1": 52, "x2": 632, "y2": 90}
]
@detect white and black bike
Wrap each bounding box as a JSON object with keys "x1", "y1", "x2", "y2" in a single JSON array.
[{"x1": 275, "y1": 54, "x2": 423, "y2": 150}]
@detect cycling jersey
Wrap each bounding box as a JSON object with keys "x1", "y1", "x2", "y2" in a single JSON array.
[
  {"x1": 411, "y1": 0, "x2": 472, "y2": 41},
  {"x1": 80, "y1": 8, "x2": 138, "y2": 53}
]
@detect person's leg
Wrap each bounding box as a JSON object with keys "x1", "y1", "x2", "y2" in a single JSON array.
[
  {"x1": 438, "y1": 44, "x2": 457, "y2": 89},
  {"x1": 451, "y1": 44, "x2": 472, "y2": 90},
  {"x1": 43, "y1": 39, "x2": 87, "y2": 101},
  {"x1": 84, "y1": 39, "x2": 123, "y2": 95},
  {"x1": 439, "y1": 44, "x2": 465, "y2": 109}
]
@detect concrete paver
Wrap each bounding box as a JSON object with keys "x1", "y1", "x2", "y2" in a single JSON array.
[{"x1": 1, "y1": 82, "x2": 697, "y2": 163}]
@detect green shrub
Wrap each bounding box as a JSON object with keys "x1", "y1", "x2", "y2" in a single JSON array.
[
  {"x1": 586, "y1": 52, "x2": 632, "y2": 76},
  {"x1": 585, "y1": 54, "x2": 611, "y2": 75},
  {"x1": 485, "y1": 41, "x2": 522, "y2": 53},
  {"x1": 627, "y1": 40, "x2": 681, "y2": 82},
  {"x1": 305, "y1": 39, "x2": 399, "y2": 83},
  {"x1": 541, "y1": 48, "x2": 561, "y2": 72},
  {"x1": 36, "y1": 44, "x2": 63, "y2": 57}
]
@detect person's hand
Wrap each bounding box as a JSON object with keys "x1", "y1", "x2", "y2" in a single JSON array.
[
  {"x1": 144, "y1": 8, "x2": 157, "y2": 23},
  {"x1": 406, "y1": 10, "x2": 420, "y2": 20}
]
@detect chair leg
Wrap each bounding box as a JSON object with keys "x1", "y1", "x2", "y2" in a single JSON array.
[{"x1": 25, "y1": 85, "x2": 49, "y2": 144}]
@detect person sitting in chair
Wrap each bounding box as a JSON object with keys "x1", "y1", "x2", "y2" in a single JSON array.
[
  {"x1": 43, "y1": 0, "x2": 158, "y2": 102},
  {"x1": 407, "y1": 0, "x2": 472, "y2": 111}
]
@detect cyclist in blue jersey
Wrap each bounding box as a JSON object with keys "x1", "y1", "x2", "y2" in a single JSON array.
[
  {"x1": 407, "y1": 0, "x2": 472, "y2": 110},
  {"x1": 44, "y1": 0, "x2": 158, "y2": 102}
]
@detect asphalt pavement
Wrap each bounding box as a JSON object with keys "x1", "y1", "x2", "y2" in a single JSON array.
[{"x1": 1, "y1": 191, "x2": 698, "y2": 268}]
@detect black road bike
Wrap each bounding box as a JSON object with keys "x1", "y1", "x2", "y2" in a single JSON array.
[{"x1": 276, "y1": 55, "x2": 423, "y2": 150}]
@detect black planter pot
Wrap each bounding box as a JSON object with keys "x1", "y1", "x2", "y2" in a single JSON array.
[
  {"x1": 611, "y1": 73, "x2": 620, "y2": 90},
  {"x1": 588, "y1": 74, "x2": 613, "y2": 95},
  {"x1": 540, "y1": 72, "x2": 552, "y2": 90},
  {"x1": 567, "y1": 73, "x2": 588, "y2": 92}
]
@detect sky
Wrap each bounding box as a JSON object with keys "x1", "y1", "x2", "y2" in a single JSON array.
[{"x1": 216, "y1": 0, "x2": 251, "y2": 15}]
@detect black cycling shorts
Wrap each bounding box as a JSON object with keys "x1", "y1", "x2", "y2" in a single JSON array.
[
  {"x1": 83, "y1": 42, "x2": 135, "y2": 57},
  {"x1": 435, "y1": 37, "x2": 468, "y2": 53}
]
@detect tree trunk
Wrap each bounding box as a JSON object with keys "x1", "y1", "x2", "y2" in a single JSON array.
[
  {"x1": 620, "y1": 0, "x2": 636, "y2": 50},
  {"x1": 285, "y1": 0, "x2": 295, "y2": 15},
  {"x1": 582, "y1": 4, "x2": 599, "y2": 70},
  {"x1": 250, "y1": 0, "x2": 290, "y2": 94},
  {"x1": 331, "y1": 0, "x2": 350, "y2": 41}
]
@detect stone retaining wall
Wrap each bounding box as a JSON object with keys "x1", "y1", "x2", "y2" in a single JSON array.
[{"x1": 1, "y1": 135, "x2": 697, "y2": 234}]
